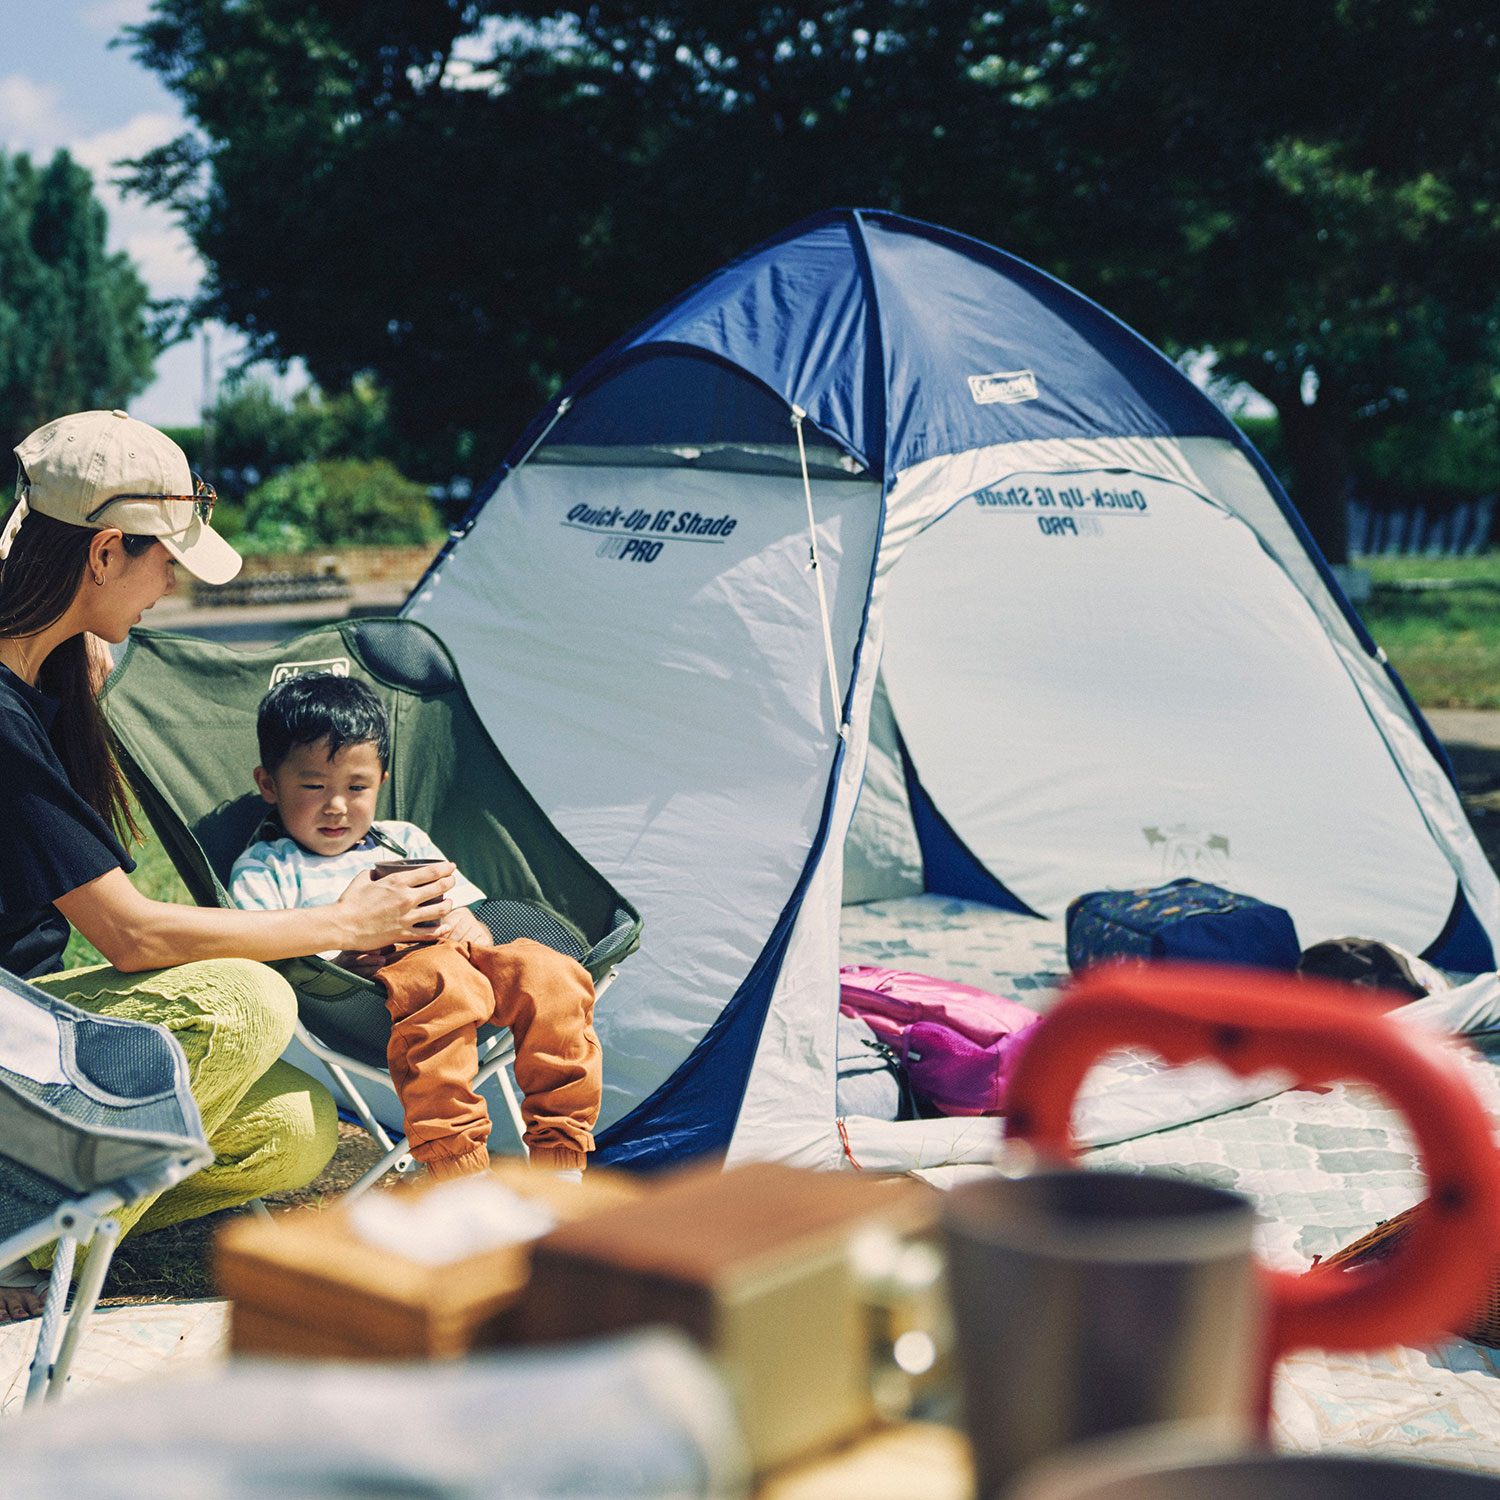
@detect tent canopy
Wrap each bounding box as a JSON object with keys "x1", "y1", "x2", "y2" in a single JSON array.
[{"x1": 409, "y1": 209, "x2": 1500, "y2": 1171}]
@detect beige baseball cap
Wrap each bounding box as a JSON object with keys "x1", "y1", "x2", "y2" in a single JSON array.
[{"x1": 3, "y1": 409, "x2": 242, "y2": 585}]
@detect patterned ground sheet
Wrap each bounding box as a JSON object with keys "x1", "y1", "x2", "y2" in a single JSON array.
[{"x1": 841, "y1": 895, "x2": 1500, "y2": 1471}]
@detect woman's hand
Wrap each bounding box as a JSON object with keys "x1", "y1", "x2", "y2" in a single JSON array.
[
  {"x1": 58, "y1": 865, "x2": 460, "y2": 974},
  {"x1": 332, "y1": 863, "x2": 457, "y2": 952}
]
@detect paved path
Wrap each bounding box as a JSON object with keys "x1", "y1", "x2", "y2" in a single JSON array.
[
  {"x1": 1425, "y1": 708, "x2": 1500, "y2": 751},
  {"x1": 141, "y1": 582, "x2": 409, "y2": 651}
]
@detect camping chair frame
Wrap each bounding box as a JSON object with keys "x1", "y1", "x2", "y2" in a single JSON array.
[
  {"x1": 100, "y1": 618, "x2": 643, "y2": 1203},
  {"x1": 2, "y1": 1174, "x2": 152, "y2": 1405},
  {"x1": 305, "y1": 1019, "x2": 523, "y2": 1200},
  {"x1": 0, "y1": 972, "x2": 211, "y2": 1408}
]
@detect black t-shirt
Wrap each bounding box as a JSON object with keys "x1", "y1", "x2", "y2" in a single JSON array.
[{"x1": 0, "y1": 663, "x2": 134, "y2": 978}]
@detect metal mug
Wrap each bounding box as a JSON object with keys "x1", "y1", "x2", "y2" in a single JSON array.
[
  {"x1": 944, "y1": 1165, "x2": 1263, "y2": 1500},
  {"x1": 1006, "y1": 1429, "x2": 1500, "y2": 1500}
]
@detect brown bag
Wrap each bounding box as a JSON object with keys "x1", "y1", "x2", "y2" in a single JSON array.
[{"x1": 1321, "y1": 1206, "x2": 1500, "y2": 1347}]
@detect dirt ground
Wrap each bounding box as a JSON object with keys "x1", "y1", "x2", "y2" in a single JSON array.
[
  {"x1": 100, "y1": 1122, "x2": 407, "y2": 1306},
  {"x1": 96, "y1": 712, "x2": 1500, "y2": 1307}
]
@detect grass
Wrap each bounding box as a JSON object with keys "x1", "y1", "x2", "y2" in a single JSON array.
[
  {"x1": 62, "y1": 819, "x2": 194, "y2": 969},
  {"x1": 1354, "y1": 553, "x2": 1500, "y2": 709}
]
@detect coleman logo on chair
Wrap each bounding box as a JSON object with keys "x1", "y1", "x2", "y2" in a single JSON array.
[{"x1": 269, "y1": 657, "x2": 352, "y2": 687}]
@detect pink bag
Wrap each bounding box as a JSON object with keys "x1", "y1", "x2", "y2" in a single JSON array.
[{"x1": 838, "y1": 965, "x2": 1043, "y2": 1117}]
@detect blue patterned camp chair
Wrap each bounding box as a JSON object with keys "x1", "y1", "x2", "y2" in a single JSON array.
[{"x1": 0, "y1": 966, "x2": 210, "y2": 1406}]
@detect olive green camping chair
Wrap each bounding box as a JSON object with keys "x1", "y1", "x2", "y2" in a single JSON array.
[{"x1": 98, "y1": 618, "x2": 642, "y2": 1198}]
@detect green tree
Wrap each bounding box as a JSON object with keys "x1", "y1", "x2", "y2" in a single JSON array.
[
  {"x1": 1041, "y1": 1, "x2": 1500, "y2": 561},
  {"x1": 123, "y1": 2, "x2": 1049, "y2": 477},
  {"x1": 167, "y1": 374, "x2": 399, "y2": 487},
  {"x1": 0, "y1": 148, "x2": 157, "y2": 457},
  {"x1": 124, "y1": 2, "x2": 1500, "y2": 559}
]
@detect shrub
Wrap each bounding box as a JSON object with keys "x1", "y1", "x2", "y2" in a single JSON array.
[{"x1": 238, "y1": 458, "x2": 442, "y2": 553}]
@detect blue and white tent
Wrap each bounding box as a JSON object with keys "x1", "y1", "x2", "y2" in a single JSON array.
[{"x1": 407, "y1": 208, "x2": 1500, "y2": 1172}]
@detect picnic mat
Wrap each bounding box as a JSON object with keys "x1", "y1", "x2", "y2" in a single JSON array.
[
  {"x1": 1088, "y1": 1042, "x2": 1500, "y2": 1470},
  {"x1": 0, "y1": 1299, "x2": 228, "y2": 1414}
]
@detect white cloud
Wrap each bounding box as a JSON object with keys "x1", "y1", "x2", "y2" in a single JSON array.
[
  {"x1": 66, "y1": 110, "x2": 202, "y2": 300},
  {"x1": 118, "y1": 223, "x2": 200, "y2": 298},
  {"x1": 69, "y1": 107, "x2": 180, "y2": 174},
  {"x1": 0, "y1": 72, "x2": 75, "y2": 149}
]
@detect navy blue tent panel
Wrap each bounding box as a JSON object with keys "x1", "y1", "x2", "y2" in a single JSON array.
[
  {"x1": 1426, "y1": 887, "x2": 1496, "y2": 974},
  {"x1": 555, "y1": 210, "x2": 1234, "y2": 482},
  {"x1": 609, "y1": 217, "x2": 883, "y2": 471},
  {"x1": 548, "y1": 350, "x2": 856, "y2": 461},
  {"x1": 859, "y1": 216, "x2": 1230, "y2": 473}
]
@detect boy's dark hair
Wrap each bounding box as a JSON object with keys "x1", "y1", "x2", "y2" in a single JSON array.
[
  {"x1": 256, "y1": 674, "x2": 390, "y2": 771},
  {"x1": 1296, "y1": 937, "x2": 1429, "y2": 1000}
]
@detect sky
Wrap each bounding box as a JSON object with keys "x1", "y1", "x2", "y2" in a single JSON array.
[{"x1": 0, "y1": 0, "x2": 305, "y2": 426}]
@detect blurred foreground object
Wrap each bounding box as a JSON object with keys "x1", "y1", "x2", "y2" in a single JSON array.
[
  {"x1": 216, "y1": 1161, "x2": 640, "y2": 1359},
  {"x1": 219, "y1": 1158, "x2": 941, "y2": 1479},
  {"x1": 519, "y1": 1160, "x2": 941, "y2": 1475},
  {"x1": 0, "y1": 1328, "x2": 747, "y2": 1500},
  {"x1": 962, "y1": 960, "x2": 1500, "y2": 1496},
  {"x1": 945, "y1": 1167, "x2": 1261, "y2": 1500},
  {"x1": 1007, "y1": 1423, "x2": 1500, "y2": 1500}
]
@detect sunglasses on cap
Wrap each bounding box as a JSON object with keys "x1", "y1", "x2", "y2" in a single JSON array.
[{"x1": 84, "y1": 473, "x2": 217, "y2": 528}]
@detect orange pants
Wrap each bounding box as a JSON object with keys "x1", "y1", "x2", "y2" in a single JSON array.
[{"x1": 377, "y1": 939, "x2": 600, "y2": 1177}]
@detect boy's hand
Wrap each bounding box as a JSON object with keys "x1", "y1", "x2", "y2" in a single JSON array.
[
  {"x1": 439, "y1": 905, "x2": 491, "y2": 947},
  {"x1": 334, "y1": 946, "x2": 395, "y2": 978}
]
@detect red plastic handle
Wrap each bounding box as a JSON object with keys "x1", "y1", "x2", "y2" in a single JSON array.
[{"x1": 1004, "y1": 962, "x2": 1500, "y2": 1364}]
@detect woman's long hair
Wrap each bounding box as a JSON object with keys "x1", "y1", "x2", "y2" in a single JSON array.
[{"x1": 0, "y1": 510, "x2": 144, "y2": 843}]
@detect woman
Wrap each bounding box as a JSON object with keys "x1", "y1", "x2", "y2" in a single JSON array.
[{"x1": 0, "y1": 409, "x2": 456, "y2": 1319}]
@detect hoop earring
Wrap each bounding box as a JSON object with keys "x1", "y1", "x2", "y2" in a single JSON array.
[{"x1": 93, "y1": 572, "x2": 105, "y2": 587}]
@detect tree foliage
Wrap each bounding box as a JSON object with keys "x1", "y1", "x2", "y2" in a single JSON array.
[
  {"x1": 164, "y1": 374, "x2": 398, "y2": 489},
  {"x1": 123, "y1": 2, "x2": 1500, "y2": 559},
  {"x1": 1056, "y1": 1, "x2": 1500, "y2": 558},
  {"x1": 0, "y1": 148, "x2": 156, "y2": 460}
]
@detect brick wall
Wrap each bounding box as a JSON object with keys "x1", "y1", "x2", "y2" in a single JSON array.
[{"x1": 233, "y1": 543, "x2": 444, "y2": 586}]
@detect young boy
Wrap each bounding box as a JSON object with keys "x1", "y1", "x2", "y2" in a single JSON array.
[{"x1": 230, "y1": 673, "x2": 600, "y2": 1179}]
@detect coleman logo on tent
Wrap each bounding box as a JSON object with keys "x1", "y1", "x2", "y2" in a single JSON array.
[
  {"x1": 268, "y1": 657, "x2": 351, "y2": 687},
  {"x1": 968, "y1": 369, "x2": 1039, "y2": 405}
]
